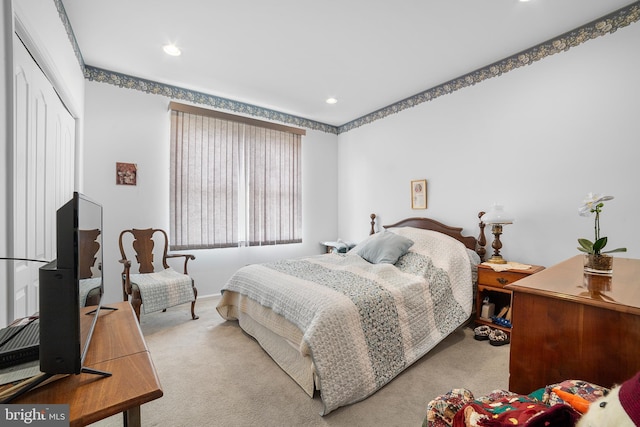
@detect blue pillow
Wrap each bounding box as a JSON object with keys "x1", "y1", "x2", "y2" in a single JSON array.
[{"x1": 353, "y1": 231, "x2": 414, "y2": 264}]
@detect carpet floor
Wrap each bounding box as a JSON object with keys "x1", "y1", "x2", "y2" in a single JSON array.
[{"x1": 91, "y1": 296, "x2": 509, "y2": 426}]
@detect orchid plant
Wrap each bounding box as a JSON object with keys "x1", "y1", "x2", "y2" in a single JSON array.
[{"x1": 577, "y1": 193, "x2": 627, "y2": 256}]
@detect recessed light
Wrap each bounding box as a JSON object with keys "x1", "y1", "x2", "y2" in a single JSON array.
[
  {"x1": 163, "y1": 43, "x2": 181, "y2": 56},
  {"x1": 326, "y1": 98, "x2": 338, "y2": 104}
]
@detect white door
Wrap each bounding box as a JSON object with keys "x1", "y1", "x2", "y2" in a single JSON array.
[{"x1": 12, "y1": 35, "x2": 75, "y2": 320}]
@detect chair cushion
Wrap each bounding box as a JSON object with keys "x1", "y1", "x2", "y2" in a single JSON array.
[{"x1": 130, "y1": 268, "x2": 195, "y2": 314}]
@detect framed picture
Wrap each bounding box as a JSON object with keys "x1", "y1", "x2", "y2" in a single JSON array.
[
  {"x1": 411, "y1": 179, "x2": 427, "y2": 209},
  {"x1": 116, "y1": 162, "x2": 137, "y2": 186}
]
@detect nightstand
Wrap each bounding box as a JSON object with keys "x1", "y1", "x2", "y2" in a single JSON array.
[{"x1": 475, "y1": 262, "x2": 544, "y2": 334}]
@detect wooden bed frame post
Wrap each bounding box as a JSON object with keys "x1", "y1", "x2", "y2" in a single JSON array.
[
  {"x1": 477, "y1": 211, "x2": 486, "y2": 262},
  {"x1": 369, "y1": 213, "x2": 376, "y2": 235}
]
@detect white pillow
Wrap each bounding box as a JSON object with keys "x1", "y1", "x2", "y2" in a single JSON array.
[{"x1": 352, "y1": 231, "x2": 414, "y2": 264}]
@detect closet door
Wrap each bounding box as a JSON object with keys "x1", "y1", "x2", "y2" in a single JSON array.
[{"x1": 12, "y1": 35, "x2": 75, "y2": 320}]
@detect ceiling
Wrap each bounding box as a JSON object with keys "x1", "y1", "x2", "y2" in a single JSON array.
[{"x1": 61, "y1": 0, "x2": 634, "y2": 127}]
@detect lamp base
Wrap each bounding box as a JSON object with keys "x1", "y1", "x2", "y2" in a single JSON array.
[{"x1": 487, "y1": 255, "x2": 507, "y2": 264}]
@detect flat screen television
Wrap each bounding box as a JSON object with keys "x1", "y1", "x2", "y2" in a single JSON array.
[{"x1": 38, "y1": 192, "x2": 112, "y2": 377}]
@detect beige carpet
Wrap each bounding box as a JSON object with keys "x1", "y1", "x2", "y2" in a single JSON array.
[{"x1": 91, "y1": 296, "x2": 509, "y2": 426}]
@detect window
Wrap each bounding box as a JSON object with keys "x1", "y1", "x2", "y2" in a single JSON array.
[{"x1": 169, "y1": 102, "x2": 303, "y2": 249}]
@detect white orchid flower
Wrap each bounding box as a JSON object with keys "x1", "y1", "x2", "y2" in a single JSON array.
[
  {"x1": 577, "y1": 193, "x2": 626, "y2": 256},
  {"x1": 578, "y1": 193, "x2": 614, "y2": 217}
]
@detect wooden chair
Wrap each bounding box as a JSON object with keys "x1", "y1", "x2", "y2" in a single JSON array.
[{"x1": 118, "y1": 228, "x2": 198, "y2": 322}]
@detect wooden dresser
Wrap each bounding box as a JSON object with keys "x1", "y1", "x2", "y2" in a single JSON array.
[{"x1": 506, "y1": 255, "x2": 640, "y2": 394}]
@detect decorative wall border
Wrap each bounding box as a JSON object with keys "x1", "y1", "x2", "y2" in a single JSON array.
[
  {"x1": 57, "y1": 0, "x2": 639, "y2": 135},
  {"x1": 54, "y1": 0, "x2": 85, "y2": 71},
  {"x1": 83, "y1": 66, "x2": 338, "y2": 134},
  {"x1": 338, "y1": 2, "x2": 640, "y2": 134}
]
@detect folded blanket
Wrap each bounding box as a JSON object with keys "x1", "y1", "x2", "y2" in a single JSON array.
[
  {"x1": 424, "y1": 389, "x2": 475, "y2": 427},
  {"x1": 129, "y1": 267, "x2": 194, "y2": 314},
  {"x1": 79, "y1": 277, "x2": 101, "y2": 307},
  {"x1": 453, "y1": 395, "x2": 580, "y2": 427},
  {"x1": 425, "y1": 380, "x2": 609, "y2": 427}
]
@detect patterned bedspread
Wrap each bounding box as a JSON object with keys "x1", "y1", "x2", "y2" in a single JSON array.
[{"x1": 218, "y1": 228, "x2": 476, "y2": 415}]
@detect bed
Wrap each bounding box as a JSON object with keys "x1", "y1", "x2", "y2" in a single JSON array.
[{"x1": 216, "y1": 213, "x2": 487, "y2": 415}]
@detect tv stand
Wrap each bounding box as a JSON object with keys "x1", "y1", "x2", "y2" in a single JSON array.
[{"x1": 5, "y1": 302, "x2": 162, "y2": 426}]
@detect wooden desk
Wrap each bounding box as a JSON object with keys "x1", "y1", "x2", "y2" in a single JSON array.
[
  {"x1": 506, "y1": 255, "x2": 640, "y2": 394},
  {"x1": 13, "y1": 301, "x2": 163, "y2": 426}
]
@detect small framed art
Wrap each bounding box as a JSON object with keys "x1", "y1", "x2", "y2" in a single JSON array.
[
  {"x1": 411, "y1": 179, "x2": 427, "y2": 209},
  {"x1": 116, "y1": 162, "x2": 137, "y2": 185}
]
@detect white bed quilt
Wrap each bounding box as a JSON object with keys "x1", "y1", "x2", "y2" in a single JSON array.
[{"x1": 217, "y1": 228, "x2": 475, "y2": 415}]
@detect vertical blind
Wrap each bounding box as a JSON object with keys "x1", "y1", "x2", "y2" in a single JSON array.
[{"x1": 170, "y1": 103, "x2": 303, "y2": 249}]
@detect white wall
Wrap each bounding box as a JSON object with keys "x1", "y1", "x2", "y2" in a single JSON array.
[
  {"x1": 337, "y1": 22, "x2": 640, "y2": 269},
  {"x1": 82, "y1": 82, "x2": 339, "y2": 304}
]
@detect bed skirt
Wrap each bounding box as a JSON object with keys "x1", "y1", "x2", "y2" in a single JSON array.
[{"x1": 218, "y1": 290, "x2": 318, "y2": 396}]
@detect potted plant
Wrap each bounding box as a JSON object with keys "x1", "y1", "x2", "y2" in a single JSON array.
[{"x1": 577, "y1": 193, "x2": 626, "y2": 274}]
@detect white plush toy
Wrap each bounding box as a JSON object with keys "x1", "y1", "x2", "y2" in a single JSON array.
[{"x1": 577, "y1": 371, "x2": 639, "y2": 427}]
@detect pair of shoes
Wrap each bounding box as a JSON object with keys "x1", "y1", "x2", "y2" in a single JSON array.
[
  {"x1": 491, "y1": 305, "x2": 512, "y2": 328},
  {"x1": 492, "y1": 317, "x2": 512, "y2": 328},
  {"x1": 489, "y1": 329, "x2": 510, "y2": 346},
  {"x1": 473, "y1": 325, "x2": 492, "y2": 341}
]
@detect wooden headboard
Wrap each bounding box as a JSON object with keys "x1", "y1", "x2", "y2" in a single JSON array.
[{"x1": 369, "y1": 213, "x2": 487, "y2": 260}]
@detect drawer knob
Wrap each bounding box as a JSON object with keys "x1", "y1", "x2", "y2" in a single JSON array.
[{"x1": 497, "y1": 278, "x2": 508, "y2": 285}]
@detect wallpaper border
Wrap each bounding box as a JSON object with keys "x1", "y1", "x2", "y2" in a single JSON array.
[
  {"x1": 55, "y1": 0, "x2": 84, "y2": 71},
  {"x1": 57, "y1": 0, "x2": 639, "y2": 135},
  {"x1": 338, "y1": 2, "x2": 640, "y2": 134},
  {"x1": 83, "y1": 66, "x2": 338, "y2": 134}
]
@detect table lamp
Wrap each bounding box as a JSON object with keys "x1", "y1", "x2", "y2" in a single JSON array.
[{"x1": 481, "y1": 204, "x2": 514, "y2": 264}]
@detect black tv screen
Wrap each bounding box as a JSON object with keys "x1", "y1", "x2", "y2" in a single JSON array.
[{"x1": 38, "y1": 192, "x2": 105, "y2": 375}]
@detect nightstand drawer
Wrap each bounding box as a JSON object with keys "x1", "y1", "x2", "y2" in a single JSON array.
[{"x1": 478, "y1": 269, "x2": 530, "y2": 289}]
